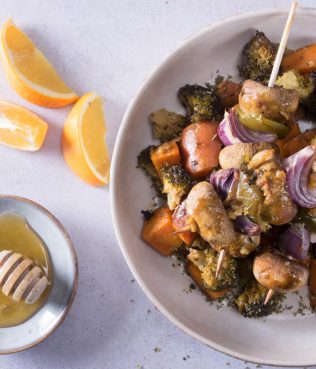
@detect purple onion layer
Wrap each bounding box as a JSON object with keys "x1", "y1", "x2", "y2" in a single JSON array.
[{"x1": 217, "y1": 110, "x2": 277, "y2": 146}]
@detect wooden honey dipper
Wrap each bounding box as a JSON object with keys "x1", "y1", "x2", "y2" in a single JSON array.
[{"x1": 0, "y1": 250, "x2": 49, "y2": 304}]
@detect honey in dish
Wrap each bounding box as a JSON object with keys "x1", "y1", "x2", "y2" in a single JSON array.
[{"x1": 0, "y1": 213, "x2": 52, "y2": 327}]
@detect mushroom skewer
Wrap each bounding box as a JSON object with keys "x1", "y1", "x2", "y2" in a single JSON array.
[
  {"x1": 185, "y1": 181, "x2": 234, "y2": 277},
  {"x1": 184, "y1": 181, "x2": 259, "y2": 279},
  {"x1": 238, "y1": 1, "x2": 299, "y2": 124},
  {"x1": 259, "y1": 0, "x2": 298, "y2": 302},
  {"x1": 217, "y1": 2, "x2": 298, "y2": 280},
  {"x1": 253, "y1": 249, "x2": 309, "y2": 305},
  {"x1": 175, "y1": 2, "x2": 298, "y2": 280}
]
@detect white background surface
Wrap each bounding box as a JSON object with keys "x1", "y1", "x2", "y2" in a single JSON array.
[{"x1": 0, "y1": 1, "x2": 315, "y2": 368}]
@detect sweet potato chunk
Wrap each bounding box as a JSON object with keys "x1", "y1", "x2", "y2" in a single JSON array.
[
  {"x1": 187, "y1": 262, "x2": 229, "y2": 300},
  {"x1": 181, "y1": 121, "x2": 221, "y2": 179},
  {"x1": 275, "y1": 122, "x2": 301, "y2": 157},
  {"x1": 282, "y1": 44, "x2": 316, "y2": 74},
  {"x1": 142, "y1": 206, "x2": 182, "y2": 256},
  {"x1": 150, "y1": 140, "x2": 181, "y2": 176},
  {"x1": 282, "y1": 128, "x2": 316, "y2": 157}
]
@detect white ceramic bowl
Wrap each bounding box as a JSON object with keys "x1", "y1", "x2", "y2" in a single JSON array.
[
  {"x1": 0, "y1": 196, "x2": 78, "y2": 354},
  {"x1": 111, "y1": 7, "x2": 316, "y2": 366}
]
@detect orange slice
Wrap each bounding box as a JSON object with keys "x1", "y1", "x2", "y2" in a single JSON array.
[
  {"x1": 0, "y1": 100, "x2": 48, "y2": 151},
  {"x1": 62, "y1": 92, "x2": 110, "y2": 186},
  {"x1": 0, "y1": 19, "x2": 78, "y2": 108}
]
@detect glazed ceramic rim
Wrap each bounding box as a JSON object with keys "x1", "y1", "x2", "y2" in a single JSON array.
[
  {"x1": 110, "y1": 7, "x2": 316, "y2": 366},
  {"x1": 0, "y1": 195, "x2": 78, "y2": 354}
]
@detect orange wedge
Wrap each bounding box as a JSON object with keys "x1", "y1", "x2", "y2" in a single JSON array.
[
  {"x1": 0, "y1": 19, "x2": 78, "y2": 108},
  {"x1": 62, "y1": 92, "x2": 110, "y2": 186},
  {"x1": 0, "y1": 100, "x2": 48, "y2": 151}
]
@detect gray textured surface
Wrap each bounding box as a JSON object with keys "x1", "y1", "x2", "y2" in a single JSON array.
[{"x1": 0, "y1": 1, "x2": 315, "y2": 368}]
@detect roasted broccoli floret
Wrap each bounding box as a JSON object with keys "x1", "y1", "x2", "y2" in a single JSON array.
[
  {"x1": 300, "y1": 73, "x2": 316, "y2": 118},
  {"x1": 187, "y1": 248, "x2": 238, "y2": 291},
  {"x1": 302, "y1": 93, "x2": 316, "y2": 118},
  {"x1": 149, "y1": 108, "x2": 187, "y2": 143},
  {"x1": 234, "y1": 280, "x2": 283, "y2": 318},
  {"x1": 160, "y1": 165, "x2": 192, "y2": 210},
  {"x1": 178, "y1": 84, "x2": 224, "y2": 123},
  {"x1": 238, "y1": 31, "x2": 277, "y2": 83},
  {"x1": 276, "y1": 70, "x2": 315, "y2": 100},
  {"x1": 137, "y1": 146, "x2": 164, "y2": 198}
]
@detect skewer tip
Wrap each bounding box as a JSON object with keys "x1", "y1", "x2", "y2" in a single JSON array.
[
  {"x1": 264, "y1": 289, "x2": 275, "y2": 305},
  {"x1": 215, "y1": 249, "x2": 226, "y2": 279}
]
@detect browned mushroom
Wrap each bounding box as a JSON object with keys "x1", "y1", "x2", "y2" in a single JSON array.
[
  {"x1": 239, "y1": 80, "x2": 299, "y2": 120},
  {"x1": 253, "y1": 249, "x2": 309, "y2": 303},
  {"x1": 186, "y1": 181, "x2": 235, "y2": 248},
  {"x1": 219, "y1": 142, "x2": 274, "y2": 169}
]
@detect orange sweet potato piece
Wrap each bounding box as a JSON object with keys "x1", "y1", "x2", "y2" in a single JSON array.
[
  {"x1": 309, "y1": 258, "x2": 316, "y2": 310},
  {"x1": 178, "y1": 230, "x2": 196, "y2": 245},
  {"x1": 142, "y1": 206, "x2": 182, "y2": 256},
  {"x1": 181, "y1": 121, "x2": 222, "y2": 179},
  {"x1": 150, "y1": 140, "x2": 181, "y2": 176},
  {"x1": 187, "y1": 262, "x2": 229, "y2": 300},
  {"x1": 216, "y1": 80, "x2": 242, "y2": 108},
  {"x1": 275, "y1": 122, "x2": 301, "y2": 157},
  {"x1": 172, "y1": 200, "x2": 197, "y2": 245},
  {"x1": 282, "y1": 44, "x2": 316, "y2": 74},
  {"x1": 282, "y1": 128, "x2": 316, "y2": 157}
]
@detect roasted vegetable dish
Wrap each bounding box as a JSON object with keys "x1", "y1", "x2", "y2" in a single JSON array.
[{"x1": 138, "y1": 30, "x2": 316, "y2": 318}]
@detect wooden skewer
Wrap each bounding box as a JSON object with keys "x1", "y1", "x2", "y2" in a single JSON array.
[
  {"x1": 261, "y1": 1, "x2": 297, "y2": 306},
  {"x1": 264, "y1": 289, "x2": 275, "y2": 305},
  {"x1": 215, "y1": 249, "x2": 226, "y2": 279},
  {"x1": 268, "y1": 0, "x2": 298, "y2": 88}
]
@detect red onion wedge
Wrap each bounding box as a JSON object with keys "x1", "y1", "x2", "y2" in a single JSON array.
[
  {"x1": 283, "y1": 145, "x2": 316, "y2": 208},
  {"x1": 209, "y1": 168, "x2": 239, "y2": 201},
  {"x1": 279, "y1": 223, "x2": 310, "y2": 261},
  {"x1": 234, "y1": 215, "x2": 262, "y2": 236},
  {"x1": 217, "y1": 110, "x2": 277, "y2": 146}
]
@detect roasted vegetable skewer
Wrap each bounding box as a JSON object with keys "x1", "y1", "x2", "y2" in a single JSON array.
[{"x1": 253, "y1": 249, "x2": 309, "y2": 304}]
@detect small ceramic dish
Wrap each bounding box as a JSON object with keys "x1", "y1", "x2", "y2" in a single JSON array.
[
  {"x1": 111, "y1": 7, "x2": 316, "y2": 367},
  {"x1": 0, "y1": 195, "x2": 78, "y2": 354}
]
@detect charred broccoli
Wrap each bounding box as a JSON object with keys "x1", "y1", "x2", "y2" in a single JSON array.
[
  {"x1": 302, "y1": 92, "x2": 316, "y2": 118},
  {"x1": 137, "y1": 146, "x2": 164, "y2": 198},
  {"x1": 160, "y1": 165, "x2": 192, "y2": 210},
  {"x1": 276, "y1": 70, "x2": 315, "y2": 100},
  {"x1": 149, "y1": 108, "x2": 187, "y2": 143},
  {"x1": 300, "y1": 73, "x2": 316, "y2": 118},
  {"x1": 187, "y1": 248, "x2": 238, "y2": 291},
  {"x1": 178, "y1": 84, "x2": 224, "y2": 123},
  {"x1": 234, "y1": 280, "x2": 283, "y2": 318},
  {"x1": 238, "y1": 31, "x2": 277, "y2": 83}
]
